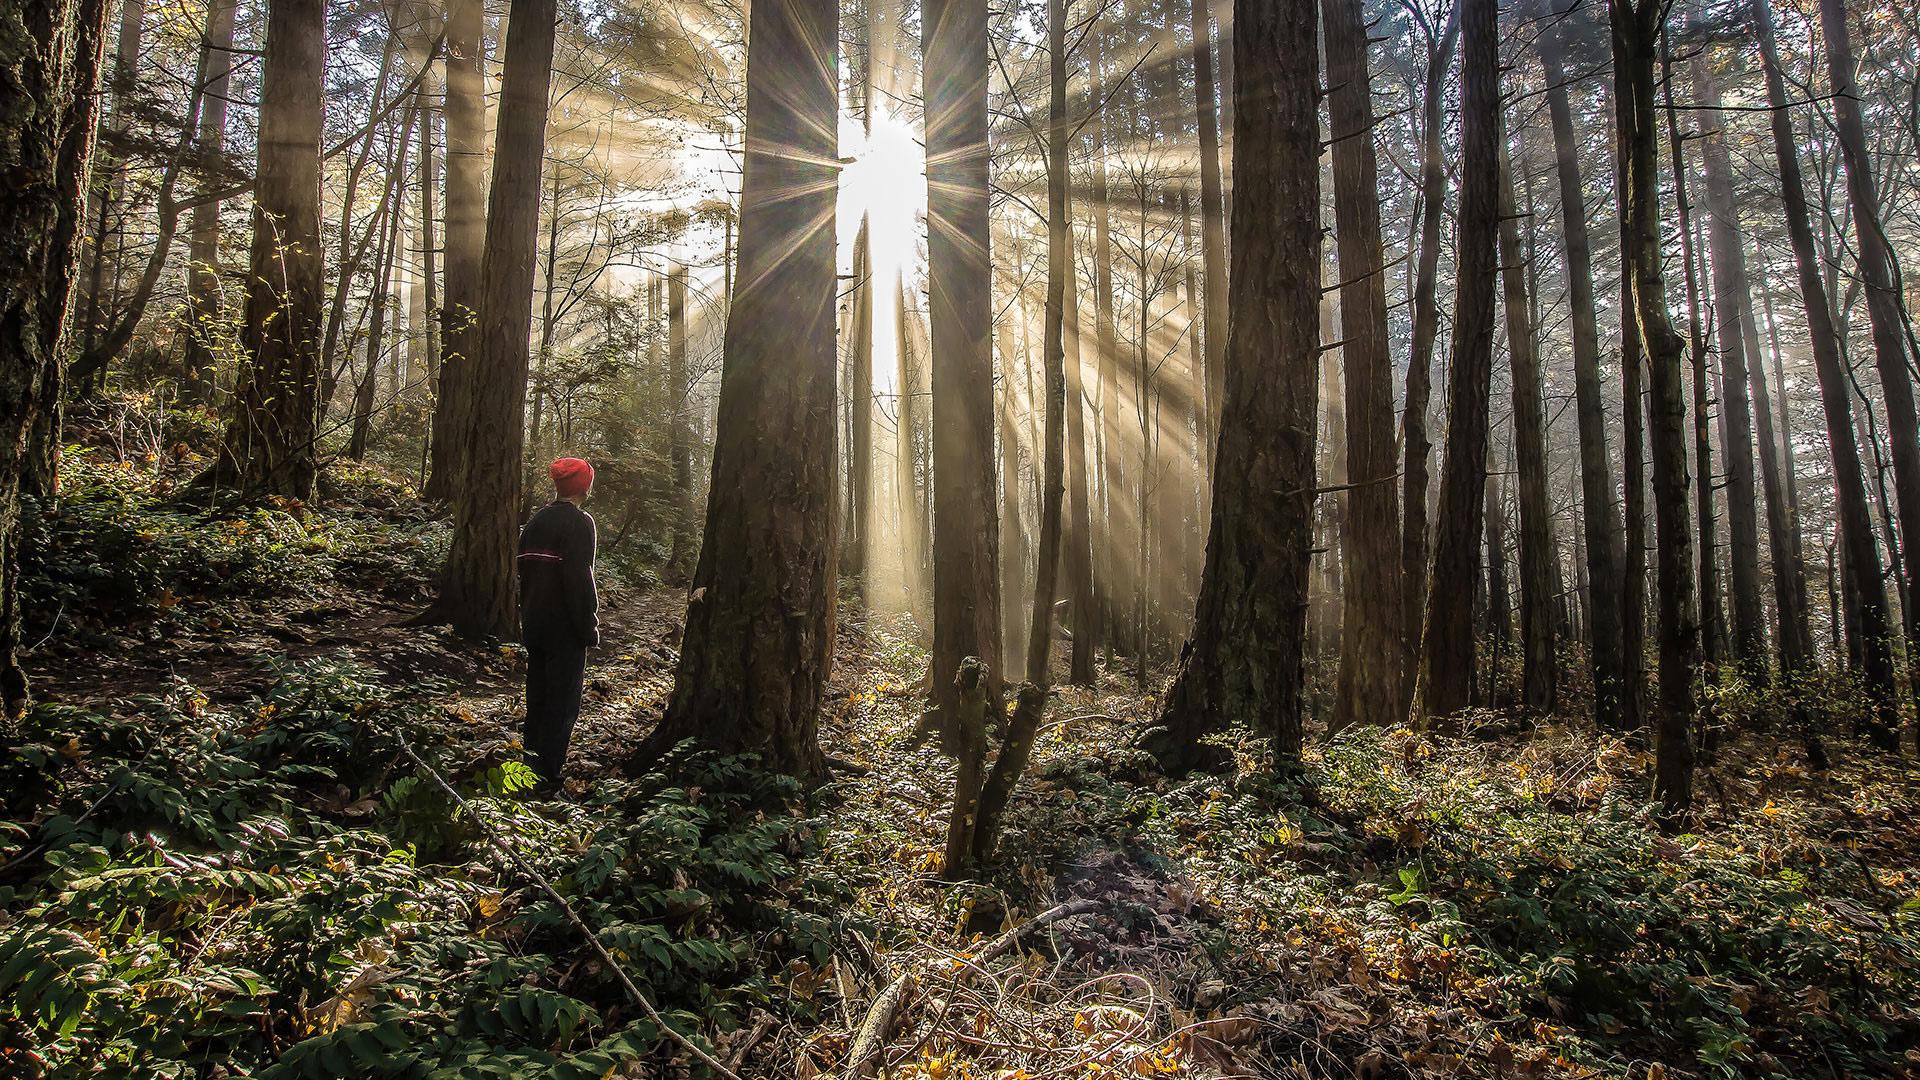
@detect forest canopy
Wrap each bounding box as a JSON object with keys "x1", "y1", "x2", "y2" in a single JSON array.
[{"x1": 1, "y1": 0, "x2": 1918, "y2": 1073}]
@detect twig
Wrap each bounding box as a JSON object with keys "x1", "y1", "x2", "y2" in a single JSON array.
[
  {"x1": 844, "y1": 898, "x2": 1103, "y2": 1078},
  {"x1": 390, "y1": 728, "x2": 743, "y2": 1080}
]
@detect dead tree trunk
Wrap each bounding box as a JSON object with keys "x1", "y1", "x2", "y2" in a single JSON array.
[{"x1": 1147, "y1": 0, "x2": 1319, "y2": 770}]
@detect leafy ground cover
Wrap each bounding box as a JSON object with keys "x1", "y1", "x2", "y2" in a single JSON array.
[{"x1": 2, "y1": 446, "x2": 1917, "y2": 1078}]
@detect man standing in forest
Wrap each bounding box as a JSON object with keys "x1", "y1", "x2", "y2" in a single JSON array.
[{"x1": 518, "y1": 457, "x2": 599, "y2": 792}]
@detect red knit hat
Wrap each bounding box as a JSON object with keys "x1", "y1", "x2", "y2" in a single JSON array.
[{"x1": 550, "y1": 457, "x2": 594, "y2": 498}]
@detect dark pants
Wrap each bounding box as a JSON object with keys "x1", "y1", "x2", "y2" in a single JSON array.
[{"x1": 524, "y1": 642, "x2": 587, "y2": 786}]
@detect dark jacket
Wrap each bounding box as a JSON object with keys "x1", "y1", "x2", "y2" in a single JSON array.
[{"x1": 518, "y1": 500, "x2": 599, "y2": 648}]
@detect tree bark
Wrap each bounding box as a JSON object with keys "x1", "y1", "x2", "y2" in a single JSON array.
[
  {"x1": 664, "y1": 264, "x2": 693, "y2": 584},
  {"x1": 76, "y1": 0, "x2": 143, "y2": 391},
  {"x1": 429, "y1": 0, "x2": 557, "y2": 639},
  {"x1": 205, "y1": 0, "x2": 326, "y2": 501},
  {"x1": 1089, "y1": 31, "x2": 1124, "y2": 666},
  {"x1": 1416, "y1": 0, "x2": 1498, "y2": 723},
  {"x1": 1398, "y1": 3, "x2": 1458, "y2": 721},
  {"x1": 1187, "y1": 0, "x2": 1227, "y2": 452},
  {"x1": 415, "y1": 78, "x2": 440, "y2": 406},
  {"x1": 1661, "y1": 30, "x2": 1725, "y2": 675},
  {"x1": 846, "y1": 6, "x2": 875, "y2": 583},
  {"x1": 1322, "y1": 0, "x2": 1403, "y2": 729},
  {"x1": 1816, "y1": 0, "x2": 1920, "y2": 716},
  {"x1": 848, "y1": 220, "x2": 874, "y2": 582},
  {"x1": 924, "y1": 0, "x2": 1002, "y2": 741},
  {"x1": 1146, "y1": 0, "x2": 1319, "y2": 770},
  {"x1": 1753, "y1": 0, "x2": 1900, "y2": 745},
  {"x1": 1693, "y1": 54, "x2": 1770, "y2": 676},
  {"x1": 1613, "y1": 0, "x2": 1699, "y2": 819},
  {"x1": 1064, "y1": 233, "x2": 1097, "y2": 686},
  {"x1": 970, "y1": 0, "x2": 1074, "y2": 862},
  {"x1": 424, "y1": 0, "x2": 485, "y2": 502},
  {"x1": 1496, "y1": 132, "x2": 1558, "y2": 715},
  {"x1": 182, "y1": 0, "x2": 239, "y2": 401},
  {"x1": 636, "y1": 0, "x2": 839, "y2": 782},
  {"x1": 0, "y1": 0, "x2": 109, "y2": 717}
]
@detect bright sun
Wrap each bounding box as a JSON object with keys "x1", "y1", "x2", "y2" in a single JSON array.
[{"x1": 841, "y1": 110, "x2": 925, "y2": 279}]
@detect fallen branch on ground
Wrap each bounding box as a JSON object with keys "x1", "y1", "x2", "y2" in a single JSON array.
[{"x1": 844, "y1": 897, "x2": 1103, "y2": 1078}]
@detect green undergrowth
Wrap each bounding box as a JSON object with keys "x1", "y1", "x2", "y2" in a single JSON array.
[
  {"x1": 992, "y1": 724, "x2": 1920, "y2": 1077},
  {"x1": 18, "y1": 453, "x2": 445, "y2": 652},
  {"x1": 0, "y1": 660, "x2": 849, "y2": 1078}
]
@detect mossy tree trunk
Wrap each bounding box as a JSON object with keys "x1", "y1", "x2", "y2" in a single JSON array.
[{"x1": 0, "y1": 0, "x2": 108, "y2": 718}]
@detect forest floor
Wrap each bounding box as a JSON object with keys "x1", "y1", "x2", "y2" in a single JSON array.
[{"x1": 4, "y1": 431, "x2": 1920, "y2": 1079}]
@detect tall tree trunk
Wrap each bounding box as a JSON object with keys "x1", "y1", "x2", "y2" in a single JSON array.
[
  {"x1": 924, "y1": 0, "x2": 1002, "y2": 763},
  {"x1": 846, "y1": 4, "x2": 874, "y2": 583},
  {"x1": 896, "y1": 274, "x2": 929, "y2": 610},
  {"x1": 1740, "y1": 246, "x2": 1811, "y2": 670},
  {"x1": 1064, "y1": 234, "x2": 1097, "y2": 686},
  {"x1": 1482, "y1": 457, "x2": 1511, "y2": 704},
  {"x1": 1399, "y1": 3, "x2": 1458, "y2": 720},
  {"x1": 1662, "y1": 30, "x2": 1725, "y2": 675},
  {"x1": 182, "y1": 0, "x2": 239, "y2": 401},
  {"x1": 664, "y1": 264, "x2": 693, "y2": 584},
  {"x1": 1694, "y1": 54, "x2": 1770, "y2": 676},
  {"x1": 77, "y1": 0, "x2": 143, "y2": 388},
  {"x1": 349, "y1": 107, "x2": 416, "y2": 458},
  {"x1": 1817, "y1": 0, "x2": 1920, "y2": 715},
  {"x1": 1322, "y1": 0, "x2": 1403, "y2": 729},
  {"x1": 1613, "y1": 0, "x2": 1699, "y2": 819},
  {"x1": 1180, "y1": 188, "x2": 1206, "y2": 494},
  {"x1": 1753, "y1": 0, "x2": 1900, "y2": 745},
  {"x1": 350, "y1": 174, "x2": 406, "y2": 460},
  {"x1": 1497, "y1": 132, "x2": 1558, "y2": 715},
  {"x1": 424, "y1": 0, "x2": 485, "y2": 501},
  {"x1": 971, "y1": 0, "x2": 1074, "y2": 862},
  {"x1": 1146, "y1": 0, "x2": 1319, "y2": 770},
  {"x1": 999, "y1": 341, "x2": 1029, "y2": 679},
  {"x1": 1089, "y1": 31, "x2": 1124, "y2": 664},
  {"x1": 415, "y1": 79, "x2": 440, "y2": 404},
  {"x1": 429, "y1": 0, "x2": 557, "y2": 639},
  {"x1": 636, "y1": 0, "x2": 839, "y2": 781},
  {"x1": 1187, "y1": 0, "x2": 1226, "y2": 450},
  {"x1": 206, "y1": 0, "x2": 326, "y2": 500},
  {"x1": 1416, "y1": 0, "x2": 1497, "y2": 723},
  {"x1": 320, "y1": 38, "x2": 398, "y2": 394},
  {"x1": 848, "y1": 221, "x2": 874, "y2": 582},
  {"x1": 0, "y1": 0, "x2": 109, "y2": 717}
]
